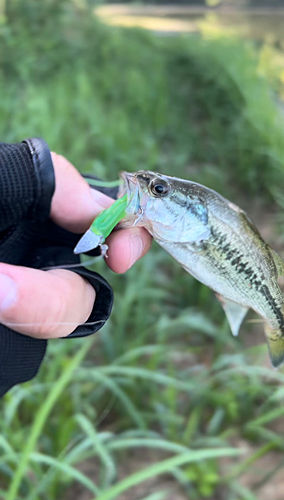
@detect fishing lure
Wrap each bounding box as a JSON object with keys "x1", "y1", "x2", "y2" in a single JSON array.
[
  {"x1": 74, "y1": 194, "x2": 127, "y2": 255},
  {"x1": 76, "y1": 170, "x2": 284, "y2": 368}
]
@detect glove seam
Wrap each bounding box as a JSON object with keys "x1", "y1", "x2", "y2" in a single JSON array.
[{"x1": 23, "y1": 138, "x2": 55, "y2": 221}]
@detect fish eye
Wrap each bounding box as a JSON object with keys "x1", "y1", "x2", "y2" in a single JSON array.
[{"x1": 150, "y1": 180, "x2": 170, "y2": 197}]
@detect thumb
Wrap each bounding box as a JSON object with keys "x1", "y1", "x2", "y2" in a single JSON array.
[{"x1": 0, "y1": 264, "x2": 96, "y2": 338}]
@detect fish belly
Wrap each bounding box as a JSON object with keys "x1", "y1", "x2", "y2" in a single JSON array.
[{"x1": 161, "y1": 240, "x2": 283, "y2": 327}]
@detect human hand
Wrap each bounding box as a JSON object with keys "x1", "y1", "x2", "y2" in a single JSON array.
[
  {"x1": 0, "y1": 153, "x2": 151, "y2": 339},
  {"x1": 50, "y1": 153, "x2": 152, "y2": 273}
]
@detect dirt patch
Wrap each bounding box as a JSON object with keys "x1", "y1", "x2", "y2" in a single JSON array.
[{"x1": 241, "y1": 450, "x2": 284, "y2": 500}]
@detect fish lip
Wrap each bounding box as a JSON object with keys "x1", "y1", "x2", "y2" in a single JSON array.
[
  {"x1": 119, "y1": 171, "x2": 137, "y2": 198},
  {"x1": 119, "y1": 171, "x2": 130, "y2": 196},
  {"x1": 119, "y1": 171, "x2": 141, "y2": 216}
]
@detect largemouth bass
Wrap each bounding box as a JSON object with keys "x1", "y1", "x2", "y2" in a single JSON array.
[{"x1": 119, "y1": 170, "x2": 284, "y2": 367}]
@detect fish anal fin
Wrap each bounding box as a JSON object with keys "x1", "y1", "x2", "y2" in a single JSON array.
[
  {"x1": 271, "y1": 249, "x2": 284, "y2": 278},
  {"x1": 265, "y1": 324, "x2": 284, "y2": 368},
  {"x1": 216, "y1": 294, "x2": 248, "y2": 337}
]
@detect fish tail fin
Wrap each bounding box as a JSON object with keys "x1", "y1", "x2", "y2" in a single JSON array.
[{"x1": 265, "y1": 323, "x2": 284, "y2": 368}]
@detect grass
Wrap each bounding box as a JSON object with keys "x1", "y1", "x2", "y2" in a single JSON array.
[{"x1": 1, "y1": 1, "x2": 284, "y2": 499}]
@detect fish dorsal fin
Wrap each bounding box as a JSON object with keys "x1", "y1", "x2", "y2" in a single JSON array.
[
  {"x1": 270, "y1": 249, "x2": 284, "y2": 277},
  {"x1": 216, "y1": 294, "x2": 248, "y2": 337}
]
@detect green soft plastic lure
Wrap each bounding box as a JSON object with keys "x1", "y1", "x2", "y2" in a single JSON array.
[{"x1": 74, "y1": 194, "x2": 127, "y2": 255}]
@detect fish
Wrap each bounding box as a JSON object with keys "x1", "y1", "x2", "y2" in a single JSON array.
[{"x1": 118, "y1": 170, "x2": 284, "y2": 368}]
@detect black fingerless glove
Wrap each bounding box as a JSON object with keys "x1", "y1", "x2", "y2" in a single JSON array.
[{"x1": 0, "y1": 138, "x2": 114, "y2": 397}]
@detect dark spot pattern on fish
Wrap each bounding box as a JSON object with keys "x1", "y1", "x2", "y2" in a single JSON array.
[
  {"x1": 167, "y1": 194, "x2": 208, "y2": 225},
  {"x1": 210, "y1": 227, "x2": 264, "y2": 290},
  {"x1": 164, "y1": 201, "x2": 179, "y2": 217},
  {"x1": 211, "y1": 229, "x2": 227, "y2": 248},
  {"x1": 170, "y1": 194, "x2": 187, "y2": 208},
  {"x1": 211, "y1": 228, "x2": 239, "y2": 262},
  {"x1": 260, "y1": 284, "x2": 284, "y2": 331}
]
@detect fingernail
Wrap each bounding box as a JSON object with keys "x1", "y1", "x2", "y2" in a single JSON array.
[
  {"x1": 0, "y1": 274, "x2": 17, "y2": 312},
  {"x1": 129, "y1": 233, "x2": 144, "y2": 269}
]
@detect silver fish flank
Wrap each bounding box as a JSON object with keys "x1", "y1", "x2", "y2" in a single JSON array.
[{"x1": 119, "y1": 170, "x2": 284, "y2": 367}]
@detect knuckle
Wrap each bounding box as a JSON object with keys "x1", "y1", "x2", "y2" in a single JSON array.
[
  {"x1": 39, "y1": 291, "x2": 67, "y2": 338},
  {"x1": 32, "y1": 287, "x2": 69, "y2": 339}
]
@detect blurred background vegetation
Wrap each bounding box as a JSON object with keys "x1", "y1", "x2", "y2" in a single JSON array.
[{"x1": 1, "y1": 0, "x2": 284, "y2": 499}]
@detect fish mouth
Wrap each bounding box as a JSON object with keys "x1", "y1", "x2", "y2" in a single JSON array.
[
  {"x1": 119, "y1": 171, "x2": 140, "y2": 215},
  {"x1": 119, "y1": 171, "x2": 135, "y2": 197}
]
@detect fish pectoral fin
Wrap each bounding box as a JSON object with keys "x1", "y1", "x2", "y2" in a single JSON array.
[
  {"x1": 265, "y1": 324, "x2": 284, "y2": 368},
  {"x1": 216, "y1": 294, "x2": 248, "y2": 337},
  {"x1": 271, "y1": 249, "x2": 284, "y2": 277}
]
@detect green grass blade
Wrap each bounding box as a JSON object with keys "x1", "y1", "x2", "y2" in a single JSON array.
[
  {"x1": 246, "y1": 406, "x2": 284, "y2": 429},
  {"x1": 141, "y1": 493, "x2": 167, "y2": 500},
  {"x1": 75, "y1": 413, "x2": 116, "y2": 488},
  {"x1": 30, "y1": 452, "x2": 100, "y2": 495},
  {"x1": 0, "y1": 436, "x2": 15, "y2": 456},
  {"x1": 230, "y1": 481, "x2": 259, "y2": 500},
  {"x1": 6, "y1": 339, "x2": 93, "y2": 500},
  {"x1": 93, "y1": 448, "x2": 243, "y2": 500},
  {"x1": 63, "y1": 438, "x2": 95, "y2": 465},
  {"x1": 83, "y1": 370, "x2": 146, "y2": 429},
  {"x1": 113, "y1": 345, "x2": 168, "y2": 365},
  {"x1": 92, "y1": 366, "x2": 193, "y2": 391},
  {"x1": 225, "y1": 442, "x2": 276, "y2": 480},
  {"x1": 108, "y1": 438, "x2": 189, "y2": 454}
]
